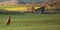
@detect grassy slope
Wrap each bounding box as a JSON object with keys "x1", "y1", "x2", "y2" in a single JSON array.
[
  {"x1": 0, "y1": 6, "x2": 40, "y2": 12},
  {"x1": 0, "y1": 14, "x2": 60, "y2": 30}
]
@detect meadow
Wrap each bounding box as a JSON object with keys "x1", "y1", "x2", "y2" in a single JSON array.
[{"x1": 0, "y1": 14, "x2": 60, "y2": 30}]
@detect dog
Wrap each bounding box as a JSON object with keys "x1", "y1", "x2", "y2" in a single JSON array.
[{"x1": 5, "y1": 16, "x2": 11, "y2": 25}]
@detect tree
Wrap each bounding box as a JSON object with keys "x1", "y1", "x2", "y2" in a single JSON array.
[{"x1": 56, "y1": 0, "x2": 60, "y2": 8}]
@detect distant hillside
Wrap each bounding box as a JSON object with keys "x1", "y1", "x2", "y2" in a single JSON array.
[
  {"x1": 18, "y1": 0, "x2": 45, "y2": 4},
  {"x1": 0, "y1": 0, "x2": 55, "y2": 4},
  {"x1": 0, "y1": 0, "x2": 10, "y2": 2},
  {"x1": 0, "y1": 0, "x2": 45, "y2": 4}
]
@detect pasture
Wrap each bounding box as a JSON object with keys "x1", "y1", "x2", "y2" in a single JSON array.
[{"x1": 0, "y1": 14, "x2": 60, "y2": 30}]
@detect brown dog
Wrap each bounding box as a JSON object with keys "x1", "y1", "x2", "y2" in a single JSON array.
[{"x1": 5, "y1": 16, "x2": 11, "y2": 25}]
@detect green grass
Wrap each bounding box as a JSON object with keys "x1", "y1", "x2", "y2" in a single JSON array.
[{"x1": 0, "y1": 14, "x2": 60, "y2": 30}]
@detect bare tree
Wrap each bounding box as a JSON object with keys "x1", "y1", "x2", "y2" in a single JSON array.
[{"x1": 56, "y1": 0, "x2": 60, "y2": 8}]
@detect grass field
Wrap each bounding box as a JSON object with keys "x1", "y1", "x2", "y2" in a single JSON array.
[{"x1": 0, "y1": 14, "x2": 60, "y2": 30}]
